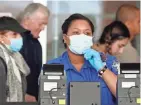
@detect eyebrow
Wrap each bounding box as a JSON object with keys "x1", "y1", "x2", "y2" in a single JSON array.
[
  {"x1": 72, "y1": 28, "x2": 91, "y2": 31},
  {"x1": 85, "y1": 29, "x2": 91, "y2": 31}
]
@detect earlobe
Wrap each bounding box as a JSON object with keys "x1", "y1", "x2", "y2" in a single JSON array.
[
  {"x1": 63, "y1": 34, "x2": 70, "y2": 46},
  {"x1": 63, "y1": 34, "x2": 67, "y2": 43},
  {"x1": 0, "y1": 38, "x2": 4, "y2": 43},
  {"x1": 0, "y1": 35, "x2": 7, "y2": 44}
]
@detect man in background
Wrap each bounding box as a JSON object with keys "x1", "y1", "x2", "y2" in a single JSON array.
[
  {"x1": 116, "y1": 4, "x2": 140, "y2": 63},
  {"x1": 17, "y1": 3, "x2": 50, "y2": 102}
]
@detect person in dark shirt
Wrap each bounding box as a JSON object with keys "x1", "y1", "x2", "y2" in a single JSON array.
[{"x1": 17, "y1": 3, "x2": 50, "y2": 102}]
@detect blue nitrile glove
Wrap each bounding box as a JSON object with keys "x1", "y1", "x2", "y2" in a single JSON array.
[{"x1": 83, "y1": 48, "x2": 105, "y2": 72}]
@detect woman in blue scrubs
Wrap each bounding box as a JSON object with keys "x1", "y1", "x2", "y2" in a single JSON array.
[{"x1": 47, "y1": 13, "x2": 130, "y2": 105}]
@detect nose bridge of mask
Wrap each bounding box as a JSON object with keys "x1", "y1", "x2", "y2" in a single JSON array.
[
  {"x1": 11, "y1": 37, "x2": 23, "y2": 45},
  {"x1": 69, "y1": 34, "x2": 93, "y2": 46}
]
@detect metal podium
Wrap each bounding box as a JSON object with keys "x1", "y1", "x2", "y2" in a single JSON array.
[{"x1": 39, "y1": 64, "x2": 66, "y2": 105}]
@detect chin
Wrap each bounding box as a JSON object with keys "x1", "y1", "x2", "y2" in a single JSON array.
[
  {"x1": 112, "y1": 53, "x2": 118, "y2": 56},
  {"x1": 33, "y1": 35, "x2": 39, "y2": 39}
]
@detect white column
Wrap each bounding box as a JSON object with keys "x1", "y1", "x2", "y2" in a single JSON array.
[{"x1": 52, "y1": 1, "x2": 59, "y2": 58}]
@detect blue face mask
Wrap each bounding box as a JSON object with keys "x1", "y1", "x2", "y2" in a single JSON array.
[{"x1": 9, "y1": 37, "x2": 23, "y2": 52}]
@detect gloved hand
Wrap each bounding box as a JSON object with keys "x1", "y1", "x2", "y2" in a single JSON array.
[{"x1": 83, "y1": 48, "x2": 105, "y2": 72}]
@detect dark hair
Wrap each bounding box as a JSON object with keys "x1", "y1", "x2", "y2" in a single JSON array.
[
  {"x1": 62, "y1": 13, "x2": 94, "y2": 34},
  {"x1": 62, "y1": 13, "x2": 94, "y2": 48},
  {"x1": 99, "y1": 21, "x2": 130, "y2": 44}
]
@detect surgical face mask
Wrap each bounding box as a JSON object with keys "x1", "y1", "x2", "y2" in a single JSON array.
[
  {"x1": 6, "y1": 37, "x2": 23, "y2": 52},
  {"x1": 68, "y1": 34, "x2": 93, "y2": 54}
]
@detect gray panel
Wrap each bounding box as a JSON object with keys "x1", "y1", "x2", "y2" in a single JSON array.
[
  {"x1": 70, "y1": 82, "x2": 100, "y2": 105},
  {"x1": 118, "y1": 74, "x2": 140, "y2": 105},
  {"x1": 39, "y1": 75, "x2": 66, "y2": 105},
  {"x1": 118, "y1": 98, "x2": 139, "y2": 105},
  {"x1": 118, "y1": 75, "x2": 140, "y2": 97},
  {"x1": 39, "y1": 75, "x2": 66, "y2": 99}
]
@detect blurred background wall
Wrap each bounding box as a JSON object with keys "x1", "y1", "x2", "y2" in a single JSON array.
[{"x1": 0, "y1": 0, "x2": 140, "y2": 64}]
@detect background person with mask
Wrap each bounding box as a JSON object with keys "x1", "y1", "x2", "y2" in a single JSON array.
[
  {"x1": 0, "y1": 16, "x2": 30, "y2": 102},
  {"x1": 17, "y1": 3, "x2": 50, "y2": 101},
  {"x1": 115, "y1": 4, "x2": 140, "y2": 63},
  {"x1": 47, "y1": 13, "x2": 119, "y2": 105}
]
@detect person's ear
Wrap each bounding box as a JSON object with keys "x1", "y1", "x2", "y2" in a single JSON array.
[
  {"x1": 23, "y1": 17, "x2": 31, "y2": 26},
  {"x1": 92, "y1": 43, "x2": 99, "y2": 51},
  {"x1": 63, "y1": 34, "x2": 70, "y2": 45},
  {"x1": 0, "y1": 35, "x2": 4, "y2": 43},
  {"x1": 63, "y1": 34, "x2": 67, "y2": 43},
  {"x1": 125, "y1": 21, "x2": 132, "y2": 31}
]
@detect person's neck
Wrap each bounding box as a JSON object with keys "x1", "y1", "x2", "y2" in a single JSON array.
[
  {"x1": 129, "y1": 32, "x2": 135, "y2": 41},
  {"x1": 21, "y1": 23, "x2": 36, "y2": 39},
  {"x1": 68, "y1": 50, "x2": 84, "y2": 64},
  {"x1": 92, "y1": 43, "x2": 107, "y2": 54},
  {"x1": 67, "y1": 49, "x2": 84, "y2": 71}
]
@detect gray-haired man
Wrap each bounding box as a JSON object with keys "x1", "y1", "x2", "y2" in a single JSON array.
[{"x1": 17, "y1": 3, "x2": 50, "y2": 102}]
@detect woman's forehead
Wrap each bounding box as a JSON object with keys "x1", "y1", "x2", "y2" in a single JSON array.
[
  {"x1": 69, "y1": 20, "x2": 92, "y2": 30},
  {"x1": 114, "y1": 38, "x2": 129, "y2": 45},
  {"x1": 70, "y1": 20, "x2": 90, "y2": 26}
]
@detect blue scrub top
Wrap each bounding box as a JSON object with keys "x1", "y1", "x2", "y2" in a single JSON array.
[{"x1": 47, "y1": 51, "x2": 118, "y2": 105}]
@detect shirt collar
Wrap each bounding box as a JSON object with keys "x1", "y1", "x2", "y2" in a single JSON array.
[
  {"x1": 61, "y1": 51, "x2": 93, "y2": 71},
  {"x1": 61, "y1": 51, "x2": 74, "y2": 71}
]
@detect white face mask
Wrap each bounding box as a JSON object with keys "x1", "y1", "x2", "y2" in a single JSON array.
[{"x1": 68, "y1": 34, "x2": 93, "y2": 54}]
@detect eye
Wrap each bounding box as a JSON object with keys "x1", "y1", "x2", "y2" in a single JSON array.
[
  {"x1": 85, "y1": 32, "x2": 92, "y2": 36},
  {"x1": 13, "y1": 32, "x2": 17, "y2": 35},
  {"x1": 73, "y1": 31, "x2": 80, "y2": 35},
  {"x1": 118, "y1": 45, "x2": 123, "y2": 48},
  {"x1": 39, "y1": 23, "x2": 43, "y2": 26}
]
